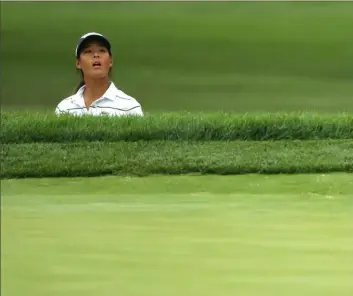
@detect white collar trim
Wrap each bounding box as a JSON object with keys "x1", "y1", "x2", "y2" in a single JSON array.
[{"x1": 76, "y1": 82, "x2": 117, "y2": 101}]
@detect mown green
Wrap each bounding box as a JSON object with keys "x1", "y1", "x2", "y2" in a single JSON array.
[
  {"x1": 2, "y1": 140, "x2": 352, "y2": 178},
  {"x1": 2, "y1": 112, "x2": 353, "y2": 143},
  {"x1": 2, "y1": 2, "x2": 353, "y2": 113},
  {"x1": 2, "y1": 175, "x2": 353, "y2": 296}
]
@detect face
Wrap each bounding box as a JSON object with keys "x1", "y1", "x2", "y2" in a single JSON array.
[{"x1": 76, "y1": 41, "x2": 113, "y2": 79}]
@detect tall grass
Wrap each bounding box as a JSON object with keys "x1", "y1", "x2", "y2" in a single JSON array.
[
  {"x1": 2, "y1": 140, "x2": 352, "y2": 178},
  {"x1": 2, "y1": 111, "x2": 353, "y2": 143}
]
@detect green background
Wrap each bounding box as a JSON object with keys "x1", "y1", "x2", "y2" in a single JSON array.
[{"x1": 1, "y1": 1, "x2": 353, "y2": 113}]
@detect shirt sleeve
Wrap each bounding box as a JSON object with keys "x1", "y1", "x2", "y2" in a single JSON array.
[
  {"x1": 55, "y1": 99, "x2": 72, "y2": 116},
  {"x1": 55, "y1": 105, "x2": 68, "y2": 116},
  {"x1": 127, "y1": 105, "x2": 144, "y2": 116},
  {"x1": 55, "y1": 106, "x2": 62, "y2": 115}
]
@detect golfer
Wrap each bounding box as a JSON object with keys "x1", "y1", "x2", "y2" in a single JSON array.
[{"x1": 55, "y1": 32, "x2": 143, "y2": 116}]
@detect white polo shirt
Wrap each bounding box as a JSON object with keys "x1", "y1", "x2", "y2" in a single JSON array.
[{"x1": 55, "y1": 82, "x2": 143, "y2": 117}]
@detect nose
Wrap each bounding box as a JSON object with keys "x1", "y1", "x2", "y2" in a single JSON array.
[{"x1": 93, "y1": 50, "x2": 100, "y2": 57}]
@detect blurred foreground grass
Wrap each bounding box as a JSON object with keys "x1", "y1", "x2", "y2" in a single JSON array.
[{"x1": 2, "y1": 175, "x2": 353, "y2": 296}]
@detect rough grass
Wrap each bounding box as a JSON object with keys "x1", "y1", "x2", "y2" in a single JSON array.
[
  {"x1": 3, "y1": 112, "x2": 352, "y2": 178},
  {"x1": 2, "y1": 111, "x2": 353, "y2": 143},
  {"x1": 2, "y1": 140, "x2": 353, "y2": 178}
]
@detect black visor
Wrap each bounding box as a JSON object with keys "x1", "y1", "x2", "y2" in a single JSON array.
[{"x1": 75, "y1": 32, "x2": 111, "y2": 58}]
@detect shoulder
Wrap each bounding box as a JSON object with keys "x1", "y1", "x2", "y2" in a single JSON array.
[
  {"x1": 55, "y1": 95, "x2": 77, "y2": 114},
  {"x1": 113, "y1": 87, "x2": 140, "y2": 104},
  {"x1": 109, "y1": 85, "x2": 143, "y2": 112}
]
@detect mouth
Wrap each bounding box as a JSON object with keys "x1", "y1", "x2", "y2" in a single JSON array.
[{"x1": 92, "y1": 61, "x2": 102, "y2": 68}]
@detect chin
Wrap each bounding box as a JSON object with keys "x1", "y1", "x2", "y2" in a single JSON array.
[{"x1": 90, "y1": 71, "x2": 109, "y2": 79}]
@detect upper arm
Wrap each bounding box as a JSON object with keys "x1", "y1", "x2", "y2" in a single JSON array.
[
  {"x1": 128, "y1": 105, "x2": 144, "y2": 116},
  {"x1": 115, "y1": 97, "x2": 144, "y2": 117},
  {"x1": 114, "y1": 90, "x2": 144, "y2": 117},
  {"x1": 55, "y1": 98, "x2": 72, "y2": 115},
  {"x1": 55, "y1": 106, "x2": 65, "y2": 115}
]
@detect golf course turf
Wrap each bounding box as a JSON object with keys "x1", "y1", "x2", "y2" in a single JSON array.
[
  {"x1": 2, "y1": 112, "x2": 352, "y2": 178},
  {"x1": 2, "y1": 174, "x2": 353, "y2": 296},
  {"x1": 1, "y1": 1, "x2": 353, "y2": 296}
]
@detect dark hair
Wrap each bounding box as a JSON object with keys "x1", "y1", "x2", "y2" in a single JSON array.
[{"x1": 74, "y1": 70, "x2": 85, "y2": 93}]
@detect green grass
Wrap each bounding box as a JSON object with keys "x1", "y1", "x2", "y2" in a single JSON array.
[
  {"x1": 2, "y1": 3, "x2": 353, "y2": 295},
  {"x1": 1, "y1": 1, "x2": 353, "y2": 112},
  {"x1": 2, "y1": 112, "x2": 353, "y2": 143},
  {"x1": 2, "y1": 140, "x2": 353, "y2": 178},
  {"x1": 2, "y1": 174, "x2": 353, "y2": 296}
]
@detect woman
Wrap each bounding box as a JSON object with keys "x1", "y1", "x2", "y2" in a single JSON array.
[{"x1": 55, "y1": 32, "x2": 144, "y2": 116}]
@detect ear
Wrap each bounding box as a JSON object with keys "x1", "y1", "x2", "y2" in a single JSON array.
[
  {"x1": 109, "y1": 56, "x2": 113, "y2": 68},
  {"x1": 76, "y1": 59, "x2": 81, "y2": 70}
]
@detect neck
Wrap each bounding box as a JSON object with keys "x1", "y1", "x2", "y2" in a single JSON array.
[{"x1": 83, "y1": 77, "x2": 110, "y2": 108}]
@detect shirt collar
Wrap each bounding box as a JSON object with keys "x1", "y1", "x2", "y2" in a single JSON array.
[{"x1": 76, "y1": 81, "x2": 117, "y2": 101}]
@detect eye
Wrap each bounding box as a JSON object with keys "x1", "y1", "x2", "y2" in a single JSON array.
[{"x1": 99, "y1": 48, "x2": 107, "y2": 53}]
